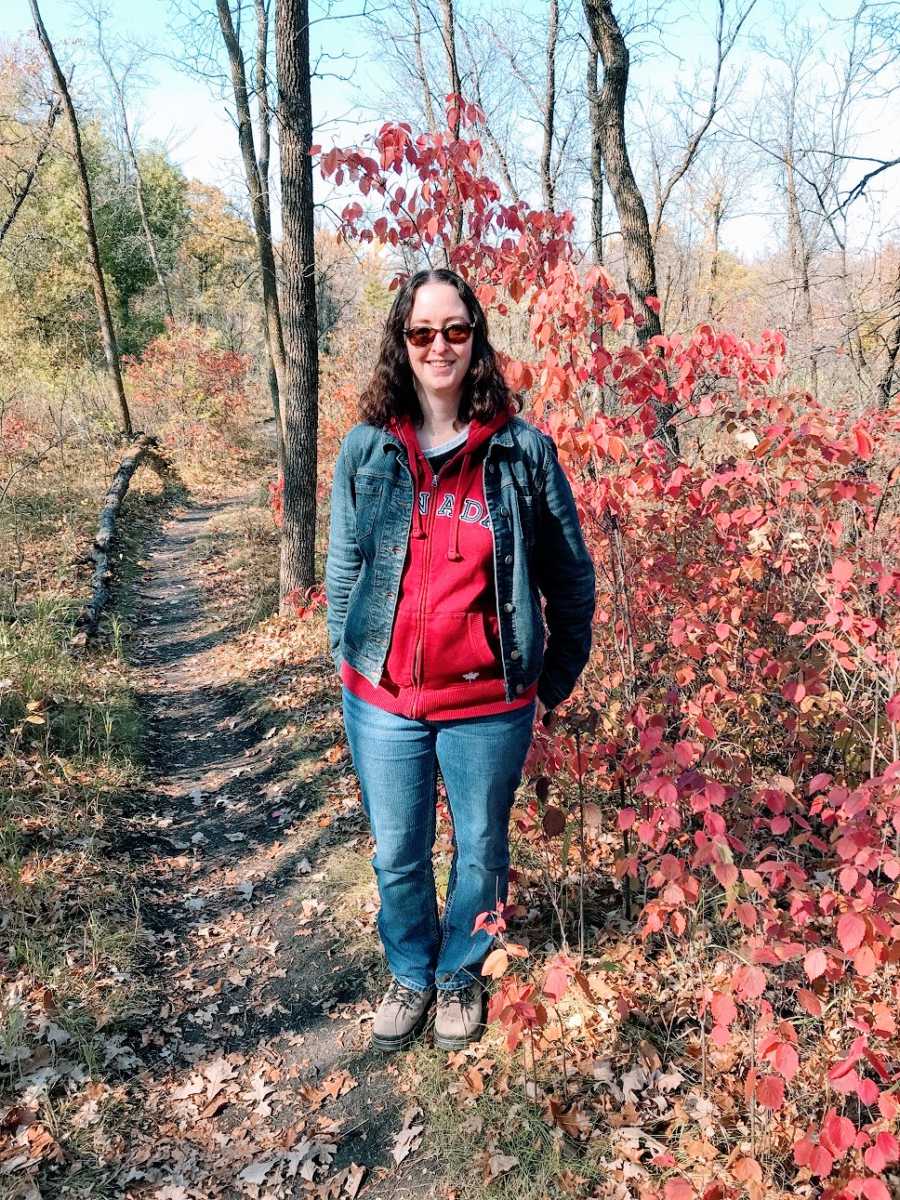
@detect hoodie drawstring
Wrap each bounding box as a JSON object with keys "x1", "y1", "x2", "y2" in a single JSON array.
[{"x1": 446, "y1": 447, "x2": 474, "y2": 561}]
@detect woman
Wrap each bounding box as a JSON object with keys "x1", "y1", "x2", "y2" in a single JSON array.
[{"x1": 325, "y1": 268, "x2": 595, "y2": 1052}]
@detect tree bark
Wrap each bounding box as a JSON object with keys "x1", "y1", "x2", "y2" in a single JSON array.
[
  {"x1": 438, "y1": 0, "x2": 464, "y2": 253},
  {"x1": 784, "y1": 147, "x2": 818, "y2": 395},
  {"x1": 582, "y1": 0, "x2": 678, "y2": 456},
  {"x1": 254, "y1": 0, "x2": 283, "y2": 465},
  {"x1": 541, "y1": 0, "x2": 558, "y2": 212},
  {"x1": 410, "y1": 0, "x2": 438, "y2": 134},
  {"x1": 439, "y1": 0, "x2": 462, "y2": 132},
  {"x1": 707, "y1": 186, "x2": 723, "y2": 319},
  {"x1": 216, "y1": 0, "x2": 286, "y2": 464},
  {"x1": 877, "y1": 263, "x2": 900, "y2": 411},
  {"x1": 29, "y1": 0, "x2": 132, "y2": 436},
  {"x1": 0, "y1": 96, "x2": 60, "y2": 249},
  {"x1": 586, "y1": 35, "x2": 603, "y2": 264},
  {"x1": 276, "y1": 0, "x2": 319, "y2": 600},
  {"x1": 76, "y1": 434, "x2": 173, "y2": 637}
]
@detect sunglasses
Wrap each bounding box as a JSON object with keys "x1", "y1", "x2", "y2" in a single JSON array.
[{"x1": 403, "y1": 321, "x2": 475, "y2": 348}]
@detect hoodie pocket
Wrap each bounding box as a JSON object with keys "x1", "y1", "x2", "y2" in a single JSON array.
[{"x1": 424, "y1": 611, "x2": 501, "y2": 688}]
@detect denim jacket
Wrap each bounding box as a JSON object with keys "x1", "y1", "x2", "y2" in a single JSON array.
[{"x1": 325, "y1": 417, "x2": 596, "y2": 710}]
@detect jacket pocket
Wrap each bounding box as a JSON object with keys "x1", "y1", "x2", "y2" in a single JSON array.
[{"x1": 354, "y1": 473, "x2": 384, "y2": 541}]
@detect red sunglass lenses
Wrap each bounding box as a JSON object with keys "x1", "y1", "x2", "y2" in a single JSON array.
[{"x1": 404, "y1": 323, "x2": 473, "y2": 347}]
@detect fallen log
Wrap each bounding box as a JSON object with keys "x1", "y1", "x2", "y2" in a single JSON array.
[{"x1": 74, "y1": 434, "x2": 175, "y2": 640}]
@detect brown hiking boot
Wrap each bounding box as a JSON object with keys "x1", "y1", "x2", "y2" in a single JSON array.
[
  {"x1": 372, "y1": 980, "x2": 435, "y2": 1052},
  {"x1": 433, "y1": 981, "x2": 486, "y2": 1050}
]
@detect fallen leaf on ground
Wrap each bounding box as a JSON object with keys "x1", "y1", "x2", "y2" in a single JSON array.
[{"x1": 392, "y1": 1104, "x2": 425, "y2": 1165}]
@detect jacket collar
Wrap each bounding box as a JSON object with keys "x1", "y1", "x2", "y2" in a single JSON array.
[{"x1": 379, "y1": 416, "x2": 515, "y2": 456}]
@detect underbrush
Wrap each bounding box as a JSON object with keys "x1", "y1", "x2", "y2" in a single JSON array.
[{"x1": 0, "y1": 429, "x2": 170, "y2": 1183}]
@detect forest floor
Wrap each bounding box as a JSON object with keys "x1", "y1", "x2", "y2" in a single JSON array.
[
  {"x1": 5, "y1": 469, "x2": 637, "y2": 1200},
  {"x1": 91, "y1": 486, "x2": 448, "y2": 1198}
]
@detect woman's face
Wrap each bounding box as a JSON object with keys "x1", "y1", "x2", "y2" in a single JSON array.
[{"x1": 404, "y1": 282, "x2": 474, "y2": 406}]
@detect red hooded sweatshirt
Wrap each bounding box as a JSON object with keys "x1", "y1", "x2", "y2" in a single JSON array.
[{"x1": 341, "y1": 407, "x2": 539, "y2": 720}]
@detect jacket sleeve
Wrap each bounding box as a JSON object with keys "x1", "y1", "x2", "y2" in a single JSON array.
[
  {"x1": 324, "y1": 435, "x2": 363, "y2": 673},
  {"x1": 533, "y1": 435, "x2": 596, "y2": 710}
]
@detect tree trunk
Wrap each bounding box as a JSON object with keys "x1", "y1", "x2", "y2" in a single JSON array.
[
  {"x1": 707, "y1": 187, "x2": 722, "y2": 319},
  {"x1": 276, "y1": 0, "x2": 319, "y2": 601},
  {"x1": 784, "y1": 149, "x2": 818, "y2": 395},
  {"x1": 410, "y1": 0, "x2": 438, "y2": 135},
  {"x1": 0, "y1": 96, "x2": 59, "y2": 249},
  {"x1": 439, "y1": 0, "x2": 462, "y2": 130},
  {"x1": 29, "y1": 0, "x2": 132, "y2": 436},
  {"x1": 438, "y1": 0, "x2": 464, "y2": 253},
  {"x1": 216, "y1": 0, "x2": 286, "y2": 464},
  {"x1": 877, "y1": 263, "x2": 900, "y2": 411},
  {"x1": 254, "y1": 0, "x2": 284, "y2": 469},
  {"x1": 586, "y1": 36, "x2": 603, "y2": 264},
  {"x1": 460, "y1": 26, "x2": 519, "y2": 203},
  {"x1": 582, "y1": 0, "x2": 678, "y2": 457},
  {"x1": 541, "y1": 0, "x2": 558, "y2": 212},
  {"x1": 98, "y1": 48, "x2": 175, "y2": 323}
]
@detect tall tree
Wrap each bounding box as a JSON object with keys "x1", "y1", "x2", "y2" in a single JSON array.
[
  {"x1": 877, "y1": 263, "x2": 900, "y2": 410},
  {"x1": 216, "y1": 0, "x2": 286, "y2": 466},
  {"x1": 276, "y1": 0, "x2": 319, "y2": 599},
  {"x1": 28, "y1": 0, "x2": 132, "y2": 436},
  {"x1": 0, "y1": 93, "x2": 59, "y2": 249},
  {"x1": 541, "y1": 0, "x2": 559, "y2": 213},
  {"x1": 585, "y1": 31, "x2": 602, "y2": 263},
  {"x1": 410, "y1": 0, "x2": 438, "y2": 134},
  {"x1": 89, "y1": 5, "x2": 175, "y2": 322},
  {"x1": 581, "y1": 0, "x2": 678, "y2": 456}
]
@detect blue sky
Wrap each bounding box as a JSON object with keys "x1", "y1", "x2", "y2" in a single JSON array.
[{"x1": 2, "y1": 0, "x2": 896, "y2": 259}]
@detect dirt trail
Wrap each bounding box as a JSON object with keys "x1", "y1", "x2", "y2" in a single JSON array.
[{"x1": 115, "y1": 490, "x2": 442, "y2": 1199}]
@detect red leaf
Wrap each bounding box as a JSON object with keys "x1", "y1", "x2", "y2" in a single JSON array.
[
  {"x1": 796, "y1": 988, "x2": 822, "y2": 1017},
  {"x1": 837, "y1": 912, "x2": 866, "y2": 953},
  {"x1": 886, "y1": 692, "x2": 900, "y2": 723},
  {"x1": 831, "y1": 558, "x2": 854, "y2": 586},
  {"x1": 804, "y1": 948, "x2": 827, "y2": 981},
  {"x1": 710, "y1": 991, "x2": 737, "y2": 1026},
  {"x1": 861, "y1": 1180, "x2": 890, "y2": 1200},
  {"x1": 854, "y1": 944, "x2": 877, "y2": 976},
  {"x1": 664, "y1": 1180, "x2": 694, "y2": 1200},
  {"x1": 774, "y1": 1043, "x2": 799, "y2": 1081},
  {"x1": 821, "y1": 1110, "x2": 856, "y2": 1157},
  {"x1": 755, "y1": 1073, "x2": 785, "y2": 1109},
  {"x1": 733, "y1": 964, "x2": 766, "y2": 1000}
]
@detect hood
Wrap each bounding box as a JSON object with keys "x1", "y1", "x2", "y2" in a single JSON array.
[{"x1": 389, "y1": 405, "x2": 512, "y2": 561}]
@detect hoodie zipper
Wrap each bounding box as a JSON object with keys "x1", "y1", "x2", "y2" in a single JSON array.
[{"x1": 411, "y1": 469, "x2": 441, "y2": 719}]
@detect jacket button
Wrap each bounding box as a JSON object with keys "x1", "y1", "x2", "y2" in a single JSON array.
[
  {"x1": 504, "y1": 602, "x2": 514, "y2": 612},
  {"x1": 500, "y1": 506, "x2": 508, "y2": 516},
  {"x1": 515, "y1": 684, "x2": 525, "y2": 694},
  {"x1": 488, "y1": 463, "x2": 496, "y2": 473},
  {"x1": 504, "y1": 554, "x2": 512, "y2": 564},
  {"x1": 510, "y1": 649, "x2": 521, "y2": 660}
]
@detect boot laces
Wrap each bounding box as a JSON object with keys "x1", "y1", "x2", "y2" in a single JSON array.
[{"x1": 386, "y1": 979, "x2": 426, "y2": 1011}]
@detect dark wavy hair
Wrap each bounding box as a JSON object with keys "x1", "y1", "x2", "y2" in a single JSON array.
[{"x1": 359, "y1": 268, "x2": 521, "y2": 427}]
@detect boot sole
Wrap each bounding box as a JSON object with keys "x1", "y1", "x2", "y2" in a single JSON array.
[
  {"x1": 433, "y1": 1023, "x2": 485, "y2": 1051},
  {"x1": 371, "y1": 1003, "x2": 434, "y2": 1053}
]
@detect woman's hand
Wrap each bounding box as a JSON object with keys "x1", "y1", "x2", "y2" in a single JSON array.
[{"x1": 535, "y1": 699, "x2": 548, "y2": 726}]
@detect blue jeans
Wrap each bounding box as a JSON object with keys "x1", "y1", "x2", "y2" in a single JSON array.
[{"x1": 341, "y1": 686, "x2": 536, "y2": 992}]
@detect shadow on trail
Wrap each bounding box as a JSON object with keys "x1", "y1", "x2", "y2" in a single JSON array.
[{"x1": 105, "y1": 490, "x2": 439, "y2": 1199}]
